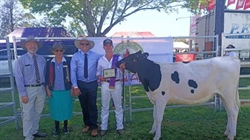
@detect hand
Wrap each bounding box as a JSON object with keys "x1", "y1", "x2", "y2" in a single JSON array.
[
  {"x1": 21, "y1": 96, "x2": 29, "y2": 104},
  {"x1": 119, "y1": 63, "x2": 126, "y2": 69},
  {"x1": 46, "y1": 90, "x2": 52, "y2": 98},
  {"x1": 73, "y1": 88, "x2": 81, "y2": 96},
  {"x1": 98, "y1": 75, "x2": 106, "y2": 82}
]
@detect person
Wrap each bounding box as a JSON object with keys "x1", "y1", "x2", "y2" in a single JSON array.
[
  {"x1": 45, "y1": 42, "x2": 73, "y2": 137},
  {"x1": 225, "y1": 44, "x2": 237, "y2": 57},
  {"x1": 15, "y1": 36, "x2": 47, "y2": 140},
  {"x1": 96, "y1": 38, "x2": 124, "y2": 136},
  {"x1": 70, "y1": 36, "x2": 100, "y2": 137}
]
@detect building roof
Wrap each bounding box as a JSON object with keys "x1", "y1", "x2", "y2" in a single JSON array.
[
  {"x1": 111, "y1": 31, "x2": 155, "y2": 37},
  {"x1": 2, "y1": 27, "x2": 69, "y2": 43}
]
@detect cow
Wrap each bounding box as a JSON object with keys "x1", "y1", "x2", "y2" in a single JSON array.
[{"x1": 116, "y1": 51, "x2": 241, "y2": 140}]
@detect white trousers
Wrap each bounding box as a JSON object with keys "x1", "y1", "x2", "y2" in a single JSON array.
[
  {"x1": 20, "y1": 85, "x2": 46, "y2": 140},
  {"x1": 100, "y1": 82, "x2": 124, "y2": 130}
]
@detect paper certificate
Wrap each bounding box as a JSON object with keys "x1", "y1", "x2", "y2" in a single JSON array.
[{"x1": 103, "y1": 68, "x2": 116, "y2": 78}]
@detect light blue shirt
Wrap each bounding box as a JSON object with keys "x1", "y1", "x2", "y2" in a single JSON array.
[
  {"x1": 70, "y1": 50, "x2": 101, "y2": 87},
  {"x1": 51, "y1": 58, "x2": 66, "y2": 90},
  {"x1": 15, "y1": 52, "x2": 46, "y2": 97}
]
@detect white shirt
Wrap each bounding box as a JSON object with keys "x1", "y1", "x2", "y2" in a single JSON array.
[
  {"x1": 96, "y1": 55, "x2": 122, "y2": 80},
  {"x1": 226, "y1": 51, "x2": 237, "y2": 57}
]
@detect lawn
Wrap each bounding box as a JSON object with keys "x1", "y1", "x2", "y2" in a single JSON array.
[{"x1": 0, "y1": 78, "x2": 250, "y2": 140}]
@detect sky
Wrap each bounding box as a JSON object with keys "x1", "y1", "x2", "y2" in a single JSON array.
[
  {"x1": 106, "y1": 8, "x2": 192, "y2": 37},
  {"x1": 105, "y1": 0, "x2": 242, "y2": 38}
]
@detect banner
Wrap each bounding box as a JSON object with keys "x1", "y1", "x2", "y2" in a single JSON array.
[
  {"x1": 227, "y1": 0, "x2": 236, "y2": 6},
  {"x1": 89, "y1": 37, "x2": 174, "y2": 85},
  {"x1": 236, "y1": 0, "x2": 246, "y2": 9},
  {"x1": 208, "y1": 0, "x2": 216, "y2": 11},
  {"x1": 244, "y1": 0, "x2": 250, "y2": 9},
  {"x1": 175, "y1": 54, "x2": 195, "y2": 62}
]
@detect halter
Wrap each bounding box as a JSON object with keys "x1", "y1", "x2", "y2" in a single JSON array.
[{"x1": 121, "y1": 54, "x2": 148, "y2": 64}]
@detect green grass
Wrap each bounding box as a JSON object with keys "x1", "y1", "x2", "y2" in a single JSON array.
[{"x1": 0, "y1": 78, "x2": 250, "y2": 140}]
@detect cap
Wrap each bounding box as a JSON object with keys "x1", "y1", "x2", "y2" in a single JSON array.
[{"x1": 103, "y1": 38, "x2": 113, "y2": 46}]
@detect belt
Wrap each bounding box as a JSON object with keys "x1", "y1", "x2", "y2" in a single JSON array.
[
  {"x1": 24, "y1": 83, "x2": 44, "y2": 87},
  {"x1": 106, "y1": 80, "x2": 120, "y2": 83}
]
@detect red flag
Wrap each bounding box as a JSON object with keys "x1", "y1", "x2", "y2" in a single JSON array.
[
  {"x1": 236, "y1": 0, "x2": 246, "y2": 9},
  {"x1": 208, "y1": 0, "x2": 216, "y2": 11},
  {"x1": 244, "y1": 0, "x2": 250, "y2": 9},
  {"x1": 227, "y1": 0, "x2": 236, "y2": 6}
]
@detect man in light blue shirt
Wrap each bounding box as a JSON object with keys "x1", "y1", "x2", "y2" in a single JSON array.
[
  {"x1": 71, "y1": 37, "x2": 100, "y2": 137},
  {"x1": 15, "y1": 36, "x2": 47, "y2": 140}
]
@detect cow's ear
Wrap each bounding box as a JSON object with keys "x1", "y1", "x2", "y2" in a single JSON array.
[{"x1": 143, "y1": 52, "x2": 149, "y2": 58}]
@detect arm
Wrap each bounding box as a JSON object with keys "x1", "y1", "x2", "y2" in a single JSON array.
[
  {"x1": 70, "y1": 55, "x2": 81, "y2": 95},
  {"x1": 15, "y1": 58, "x2": 28, "y2": 103},
  {"x1": 96, "y1": 58, "x2": 106, "y2": 82}
]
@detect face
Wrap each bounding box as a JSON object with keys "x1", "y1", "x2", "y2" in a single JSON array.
[
  {"x1": 79, "y1": 40, "x2": 90, "y2": 53},
  {"x1": 116, "y1": 51, "x2": 144, "y2": 73},
  {"x1": 52, "y1": 48, "x2": 64, "y2": 57},
  {"x1": 103, "y1": 43, "x2": 113, "y2": 53},
  {"x1": 25, "y1": 41, "x2": 38, "y2": 54}
]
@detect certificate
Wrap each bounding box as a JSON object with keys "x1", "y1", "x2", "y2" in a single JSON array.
[{"x1": 103, "y1": 68, "x2": 116, "y2": 78}]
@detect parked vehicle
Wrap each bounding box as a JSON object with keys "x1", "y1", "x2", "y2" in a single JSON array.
[{"x1": 0, "y1": 48, "x2": 26, "y2": 76}]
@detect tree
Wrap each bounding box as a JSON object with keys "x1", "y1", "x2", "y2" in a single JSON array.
[
  {"x1": 0, "y1": 0, "x2": 53, "y2": 37},
  {"x1": 19, "y1": 0, "x2": 213, "y2": 37}
]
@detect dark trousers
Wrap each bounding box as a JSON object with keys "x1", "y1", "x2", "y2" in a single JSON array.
[{"x1": 77, "y1": 80, "x2": 98, "y2": 129}]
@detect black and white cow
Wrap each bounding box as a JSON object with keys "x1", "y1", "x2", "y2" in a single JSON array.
[{"x1": 116, "y1": 51, "x2": 241, "y2": 140}]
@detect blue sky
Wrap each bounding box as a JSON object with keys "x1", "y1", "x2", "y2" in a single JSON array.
[{"x1": 106, "y1": 8, "x2": 192, "y2": 37}]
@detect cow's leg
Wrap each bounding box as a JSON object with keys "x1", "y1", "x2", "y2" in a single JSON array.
[
  {"x1": 152, "y1": 97, "x2": 167, "y2": 140},
  {"x1": 220, "y1": 90, "x2": 240, "y2": 140},
  {"x1": 149, "y1": 105, "x2": 157, "y2": 134}
]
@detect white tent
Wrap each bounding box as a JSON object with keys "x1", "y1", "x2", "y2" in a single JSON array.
[{"x1": 173, "y1": 42, "x2": 189, "y2": 49}]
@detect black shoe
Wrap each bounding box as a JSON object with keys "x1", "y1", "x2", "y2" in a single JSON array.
[
  {"x1": 33, "y1": 132, "x2": 47, "y2": 138},
  {"x1": 100, "y1": 130, "x2": 107, "y2": 136},
  {"x1": 53, "y1": 130, "x2": 59, "y2": 137},
  {"x1": 63, "y1": 127, "x2": 69, "y2": 134},
  {"x1": 117, "y1": 129, "x2": 124, "y2": 135}
]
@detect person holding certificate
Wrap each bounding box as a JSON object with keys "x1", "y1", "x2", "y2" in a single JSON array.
[
  {"x1": 96, "y1": 38, "x2": 124, "y2": 136},
  {"x1": 45, "y1": 42, "x2": 73, "y2": 137}
]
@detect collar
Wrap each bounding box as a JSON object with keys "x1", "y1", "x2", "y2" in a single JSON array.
[{"x1": 51, "y1": 57, "x2": 66, "y2": 63}]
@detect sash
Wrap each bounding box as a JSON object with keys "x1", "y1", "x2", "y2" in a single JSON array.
[{"x1": 109, "y1": 54, "x2": 119, "y2": 89}]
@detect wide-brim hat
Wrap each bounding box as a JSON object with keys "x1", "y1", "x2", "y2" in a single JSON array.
[
  {"x1": 226, "y1": 44, "x2": 235, "y2": 49},
  {"x1": 51, "y1": 42, "x2": 65, "y2": 51},
  {"x1": 74, "y1": 36, "x2": 95, "y2": 49},
  {"x1": 20, "y1": 36, "x2": 43, "y2": 50}
]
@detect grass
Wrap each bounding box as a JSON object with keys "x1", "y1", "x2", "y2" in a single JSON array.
[{"x1": 0, "y1": 78, "x2": 250, "y2": 140}]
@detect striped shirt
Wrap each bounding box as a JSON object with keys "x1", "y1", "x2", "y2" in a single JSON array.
[
  {"x1": 15, "y1": 52, "x2": 46, "y2": 97},
  {"x1": 70, "y1": 50, "x2": 101, "y2": 87}
]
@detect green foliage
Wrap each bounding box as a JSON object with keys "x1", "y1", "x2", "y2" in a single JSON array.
[
  {"x1": 1, "y1": 78, "x2": 250, "y2": 139},
  {"x1": 19, "y1": 0, "x2": 215, "y2": 37}
]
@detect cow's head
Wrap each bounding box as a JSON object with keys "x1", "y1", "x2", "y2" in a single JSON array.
[{"x1": 116, "y1": 50, "x2": 149, "y2": 73}]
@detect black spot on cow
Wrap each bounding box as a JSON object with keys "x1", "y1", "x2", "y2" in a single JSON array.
[
  {"x1": 188, "y1": 79, "x2": 198, "y2": 94},
  {"x1": 162, "y1": 91, "x2": 165, "y2": 95},
  {"x1": 171, "y1": 71, "x2": 179, "y2": 84}
]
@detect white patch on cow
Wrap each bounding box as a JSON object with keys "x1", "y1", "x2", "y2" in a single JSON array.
[{"x1": 144, "y1": 56, "x2": 240, "y2": 140}]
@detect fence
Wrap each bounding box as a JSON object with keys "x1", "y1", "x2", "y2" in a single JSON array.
[{"x1": 0, "y1": 35, "x2": 249, "y2": 129}]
